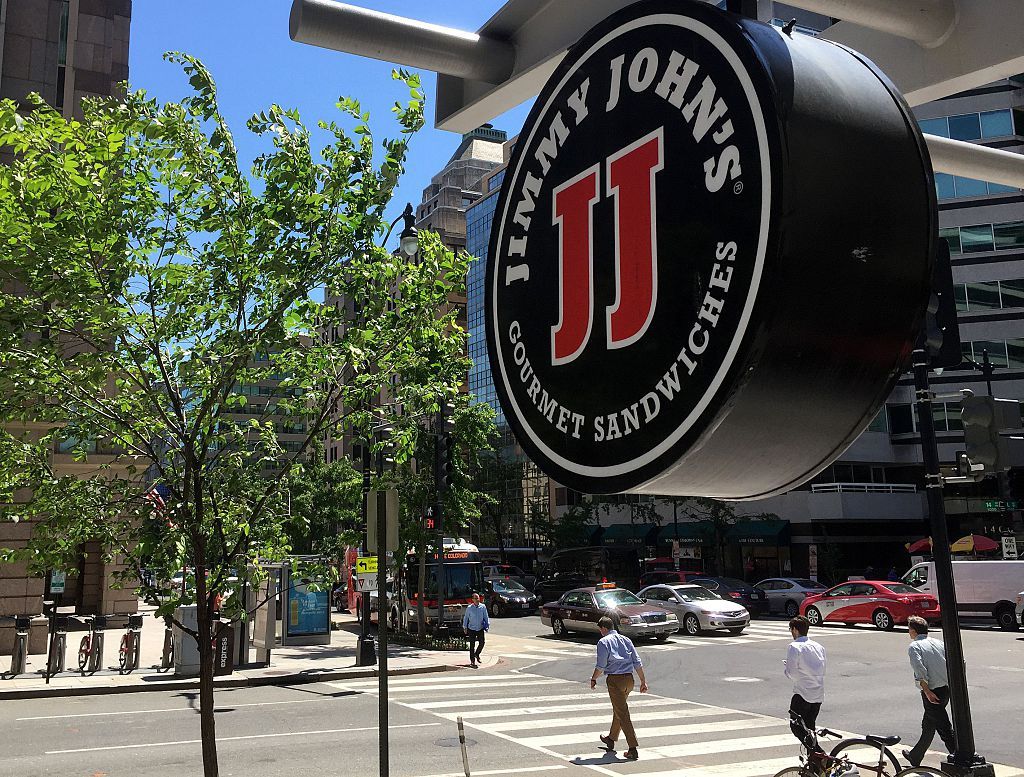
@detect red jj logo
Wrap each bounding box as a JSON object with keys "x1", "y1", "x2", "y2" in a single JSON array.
[{"x1": 551, "y1": 127, "x2": 664, "y2": 366}]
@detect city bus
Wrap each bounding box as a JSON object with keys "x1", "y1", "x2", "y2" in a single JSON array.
[{"x1": 404, "y1": 538, "x2": 484, "y2": 633}]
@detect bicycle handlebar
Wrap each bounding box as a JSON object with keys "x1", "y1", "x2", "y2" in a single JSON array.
[{"x1": 817, "y1": 728, "x2": 842, "y2": 739}]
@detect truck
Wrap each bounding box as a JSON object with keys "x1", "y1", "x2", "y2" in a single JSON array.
[{"x1": 902, "y1": 559, "x2": 1024, "y2": 630}]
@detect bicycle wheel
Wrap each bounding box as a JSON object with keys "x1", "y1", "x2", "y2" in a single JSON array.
[
  {"x1": 118, "y1": 634, "x2": 130, "y2": 673},
  {"x1": 895, "y1": 768, "x2": 946, "y2": 777},
  {"x1": 829, "y1": 739, "x2": 900, "y2": 777},
  {"x1": 77, "y1": 636, "x2": 91, "y2": 673},
  {"x1": 773, "y1": 767, "x2": 812, "y2": 777}
]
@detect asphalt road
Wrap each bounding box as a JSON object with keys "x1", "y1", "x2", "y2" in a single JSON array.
[
  {"x1": 487, "y1": 613, "x2": 1024, "y2": 767},
  {"x1": 4, "y1": 614, "x2": 1021, "y2": 777}
]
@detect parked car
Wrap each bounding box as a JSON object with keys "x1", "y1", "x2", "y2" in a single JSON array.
[
  {"x1": 639, "y1": 570, "x2": 703, "y2": 588},
  {"x1": 800, "y1": 581, "x2": 939, "y2": 630},
  {"x1": 638, "y1": 583, "x2": 749, "y2": 635},
  {"x1": 484, "y1": 578, "x2": 540, "y2": 616},
  {"x1": 754, "y1": 577, "x2": 829, "y2": 617},
  {"x1": 540, "y1": 583, "x2": 678, "y2": 640},
  {"x1": 482, "y1": 564, "x2": 537, "y2": 591},
  {"x1": 903, "y1": 560, "x2": 1024, "y2": 630},
  {"x1": 688, "y1": 576, "x2": 769, "y2": 617}
]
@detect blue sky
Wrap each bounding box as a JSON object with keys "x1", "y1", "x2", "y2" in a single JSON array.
[{"x1": 128, "y1": 0, "x2": 533, "y2": 250}]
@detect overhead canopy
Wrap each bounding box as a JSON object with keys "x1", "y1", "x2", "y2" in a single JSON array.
[
  {"x1": 601, "y1": 523, "x2": 658, "y2": 547},
  {"x1": 727, "y1": 519, "x2": 789, "y2": 545},
  {"x1": 658, "y1": 521, "x2": 714, "y2": 545}
]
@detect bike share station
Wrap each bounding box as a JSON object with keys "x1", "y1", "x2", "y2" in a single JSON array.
[{"x1": 290, "y1": 0, "x2": 1024, "y2": 774}]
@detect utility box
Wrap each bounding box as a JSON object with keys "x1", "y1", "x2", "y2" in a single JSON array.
[{"x1": 173, "y1": 605, "x2": 200, "y2": 677}]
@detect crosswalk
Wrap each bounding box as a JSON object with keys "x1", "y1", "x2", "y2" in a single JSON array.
[
  {"x1": 329, "y1": 671, "x2": 806, "y2": 777},
  {"x1": 498, "y1": 621, "x2": 880, "y2": 663}
]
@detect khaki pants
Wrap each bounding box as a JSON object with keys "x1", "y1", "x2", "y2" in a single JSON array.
[{"x1": 606, "y1": 673, "x2": 638, "y2": 749}]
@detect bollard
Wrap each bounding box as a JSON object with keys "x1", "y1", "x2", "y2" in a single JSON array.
[
  {"x1": 457, "y1": 716, "x2": 471, "y2": 777},
  {"x1": 9, "y1": 616, "x2": 30, "y2": 676}
]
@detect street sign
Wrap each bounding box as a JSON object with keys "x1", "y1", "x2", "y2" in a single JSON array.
[
  {"x1": 1002, "y1": 536, "x2": 1019, "y2": 560},
  {"x1": 353, "y1": 574, "x2": 378, "y2": 593},
  {"x1": 356, "y1": 556, "x2": 378, "y2": 575},
  {"x1": 485, "y1": 0, "x2": 934, "y2": 498},
  {"x1": 49, "y1": 570, "x2": 65, "y2": 595},
  {"x1": 367, "y1": 489, "x2": 399, "y2": 552},
  {"x1": 984, "y1": 500, "x2": 1019, "y2": 511}
]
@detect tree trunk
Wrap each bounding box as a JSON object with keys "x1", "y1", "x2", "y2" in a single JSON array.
[{"x1": 197, "y1": 599, "x2": 219, "y2": 777}]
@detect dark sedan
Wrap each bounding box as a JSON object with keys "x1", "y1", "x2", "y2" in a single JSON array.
[
  {"x1": 540, "y1": 583, "x2": 678, "y2": 640},
  {"x1": 484, "y1": 578, "x2": 540, "y2": 616},
  {"x1": 688, "y1": 576, "x2": 769, "y2": 617}
]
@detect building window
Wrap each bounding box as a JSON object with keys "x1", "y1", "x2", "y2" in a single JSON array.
[
  {"x1": 55, "y1": 0, "x2": 70, "y2": 110},
  {"x1": 939, "y1": 226, "x2": 962, "y2": 255},
  {"x1": 887, "y1": 404, "x2": 915, "y2": 435},
  {"x1": 999, "y1": 279, "x2": 1024, "y2": 309},
  {"x1": 994, "y1": 221, "x2": 1024, "y2": 251},
  {"x1": 1007, "y1": 339, "x2": 1024, "y2": 369},
  {"x1": 867, "y1": 408, "x2": 887, "y2": 433},
  {"x1": 960, "y1": 224, "x2": 995, "y2": 253},
  {"x1": 965, "y1": 281, "x2": 1001, "y2": 310}
]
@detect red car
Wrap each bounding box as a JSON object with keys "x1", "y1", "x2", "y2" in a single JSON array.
[{"x1": 800, "y1": 581, "x2": 939, "y2": 631}]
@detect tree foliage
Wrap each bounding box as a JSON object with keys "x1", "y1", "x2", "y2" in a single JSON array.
[{"x1": 0, "y1": 54, "x2": 467, "y2": 777}]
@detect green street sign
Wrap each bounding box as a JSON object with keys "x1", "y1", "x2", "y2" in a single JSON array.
[{"x1": 984, "y1": 500, "x2": 1018, "y2": 511}]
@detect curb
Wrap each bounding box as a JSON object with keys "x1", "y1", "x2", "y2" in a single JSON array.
[{"x1": 0, "y1": 662, "x2": 462, "y2": 701}]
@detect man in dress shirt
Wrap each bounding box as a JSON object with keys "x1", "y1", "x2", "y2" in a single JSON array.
[
  {"x1": 784, "y1": 615, "x2": 827, "y2": 749},
  {"x1": 903, "y1": 616, "x2": 957, "y2": 766},
  {"x1": 462, "y1": 593, "x2": 489, "y2": 668},
  {"x1": 590, "y1": 616, "x2": 649, "y2": 761}
]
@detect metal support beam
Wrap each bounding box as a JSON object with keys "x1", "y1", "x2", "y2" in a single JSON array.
[
  {"x1": 288, "y1": 0, "x2": 515, "y2": 85},
  {"x1": 786, "y1": 0, "x2": 957, "y2": 47},
  {"x1": 926, "y1": 135, "x2": 1024, "y2": 191}
]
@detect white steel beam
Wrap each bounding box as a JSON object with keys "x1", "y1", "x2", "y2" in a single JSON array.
[
  {"x1": 822, "y1": 0, "x2": 1024, "y2": 106},
  {"x1": 926, "y1": 135, "x2": 1024, "y2": 191},
  {"x1": 288, "y1": 0, "x2": 515, "y2": 85},
  {"x1": 785, "y1": 0, "x2": 957, "y2": 47}
]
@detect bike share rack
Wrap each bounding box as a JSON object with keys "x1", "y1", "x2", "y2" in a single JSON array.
[
  {"x1": 45, "y1": 615, "x2": 67, "y2": 679},
  {"x1": 8, "y1": 616, "x2": 31, "y2": 676},
  {"x1": 119, "y1": 614, "x2": 144, "y2": 673}
]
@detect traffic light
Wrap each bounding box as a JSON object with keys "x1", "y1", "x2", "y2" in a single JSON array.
[
  {"x1": 437, "y1": 433, "x2": 454, "y2": 492},
  {"x1": 924, "y1": 241, "x2": 962, "y2": 368},
  {"x1": 960, "y1": 395, "x2": 1020, "y2": 474}
]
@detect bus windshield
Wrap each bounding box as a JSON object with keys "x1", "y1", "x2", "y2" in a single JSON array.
[{"x1": 406, "y1": 563, "x2": 483, "y2": 600}]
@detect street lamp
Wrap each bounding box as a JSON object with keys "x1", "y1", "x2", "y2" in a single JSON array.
[{"x1": 383, "y1": 202, "x2": 418, "y2": 256}]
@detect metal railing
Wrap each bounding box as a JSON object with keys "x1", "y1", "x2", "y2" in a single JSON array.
[{"x1": 810, "y1": 482, "x2": 918, "y2": 494}]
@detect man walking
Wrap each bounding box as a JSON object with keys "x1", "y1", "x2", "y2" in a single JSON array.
[
  {"x1": 590, "y1": 616, "x2": 648, "y2": 761},
  {"x1": 784, "y1": 616, "x2": 826, "y2": 749},
  {"x1": 462, "y1": 592, "x2": 489, "y2": 668},
  {"x1": 903, "y1": 616, "x2": 957, "y2": 766}
]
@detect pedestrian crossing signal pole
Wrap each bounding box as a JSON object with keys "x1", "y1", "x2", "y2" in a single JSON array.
[
  {"x1": 912, "y1": 346, "x2": 994, "y2": 777},
  {"x1": 376, "y1": 429, "x2": 390, "y2": 777}
]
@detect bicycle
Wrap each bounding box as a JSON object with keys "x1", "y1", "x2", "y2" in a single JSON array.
[
  {"x1": 155, "y1": 621, "x2": 174, "y2": 673},
  {"x1": 773, "y1": 715, "x2": 947, "y2": 777},
  {"x1": 118, "y1": 614, "x2": 143, "y2": 674},
  {"x1": 77, "y1": 615, "x2": 106, "y2": 675}
]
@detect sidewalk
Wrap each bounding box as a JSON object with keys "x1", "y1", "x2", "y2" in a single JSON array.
[{"x1": 0, "y1": 606, "x2": 492, "y2": 700}]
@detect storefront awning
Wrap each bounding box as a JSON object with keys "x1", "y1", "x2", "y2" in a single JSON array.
[
  {"x1": 727, "y1": 519, "x2": 789, "y2": 545},
  {"x1": 601, "y1": 523, "x2": 658, "y2": 547},
  {"x1": 657, "y1": 521, "x2": 714, "y2": 545}
]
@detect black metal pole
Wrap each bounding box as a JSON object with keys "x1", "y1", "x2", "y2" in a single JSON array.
[
  {"x1": 433, "y1": 409, "x2": 446, "y2": 637},
  {"x1": 376, "y1": 433, "x2": 389, "y2": 777},
  {"x1": 912, "y1": 348, "x2": 993, "y2": 777},
  {"x1": 357, "y1": 442, "x2": 376, "y2": 666}
]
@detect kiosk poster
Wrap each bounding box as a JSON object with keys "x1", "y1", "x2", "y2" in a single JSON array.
[{"x1": 289, "y1": 581, "x2": 330, "y2": 636}]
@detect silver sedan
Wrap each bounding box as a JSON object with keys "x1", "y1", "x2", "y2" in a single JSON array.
[{"x1": 638, "y1": 583, "x2": 750, "y2": 636}]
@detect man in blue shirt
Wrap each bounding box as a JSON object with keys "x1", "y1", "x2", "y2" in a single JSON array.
[
  {"x1": 462, "y1": 593, "x2": 489, "y2": 668},
  {"x1": 903, "y1": 616, "x2": 957, "y2": 766},
  {"x1": 590, "y1": 616, "x2": 648, "y2": 761}
]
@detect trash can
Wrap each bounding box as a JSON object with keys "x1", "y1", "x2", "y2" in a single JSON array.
[{"x1": 173, "y1": 605, "x2": 199, "y2": 677}]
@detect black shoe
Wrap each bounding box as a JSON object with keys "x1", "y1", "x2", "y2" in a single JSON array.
[
  {"x1": 599, "y1": 735, "x2": 615, "y2": 751},
  {"x1": 623, "y1": 749, "x2": 639, "y2": 761},
  {"x1": 901, "y1": 750, "x2": 921, "y2": 767}
]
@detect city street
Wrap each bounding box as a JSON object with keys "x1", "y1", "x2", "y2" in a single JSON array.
[{"x1": 4, "y1": 615, "x2": 1021, "y2": 777}]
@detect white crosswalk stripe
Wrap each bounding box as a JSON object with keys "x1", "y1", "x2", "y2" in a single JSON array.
[{"x1": 329, "y1": 671, "x2": 813, "y2": 777}]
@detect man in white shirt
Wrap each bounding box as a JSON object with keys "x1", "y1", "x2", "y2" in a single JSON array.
[{"x1": 784, "y1": 615, "x2": 826, "y2": 749}]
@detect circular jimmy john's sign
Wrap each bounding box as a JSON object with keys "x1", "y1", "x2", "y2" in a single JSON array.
[{"x1": 485, "y1": 0, "x2": 935, "y2": 498}]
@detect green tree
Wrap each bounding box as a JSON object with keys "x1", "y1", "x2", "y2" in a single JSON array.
[
  {"x1": 0, "y1": 55, "x2": 467, "y2": 777},
  {"x1": 285, "y1": 439, "x2": 363, "y2": 556}
]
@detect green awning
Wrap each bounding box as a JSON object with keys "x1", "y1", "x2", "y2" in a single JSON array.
[
  {"x1": 601, "y1": 523, "x2": 659, "y2": 547},
  {"x1": 658, "y1": 521, "x2": 714, "y2": 545},
  {"x1": 726, "y1": 519, "x2": 789, "y2": 545}
]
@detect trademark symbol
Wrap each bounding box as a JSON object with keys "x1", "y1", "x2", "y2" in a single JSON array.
[{"x1": 733, "y1": 181, "x2": 744, "y2": 195}]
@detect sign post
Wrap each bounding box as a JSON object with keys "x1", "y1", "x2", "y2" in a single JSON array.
[{"x1": 1002, "y1": 535, "x2": 1019, "y2": 560}]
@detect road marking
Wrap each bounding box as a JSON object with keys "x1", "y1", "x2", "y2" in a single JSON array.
[
  {"x1": 475, "y1": 706, "x2": 731, "y2": 733},
  {"x1": 339, "y1": 673, "x2": 530, "y2": 687},
  {"x1": 330, "y1": 679, "x2": 568, "y2": 693},
  {"x1": 648, "y1": 733, "x2": 798, "y2": 758},
  {"x1": 519, "y1": 716, "x2": 785, "y2": 748},
  {"x1": 415, "y1": 768, "x2": 568, "y2": 777},
  {"x1": 988, "y1": 665, "x2": 1024, "y2": 673},
  {"x1": 722, "y1": 677, "x2": 764, "y2": 683},
  {"x1": 409, "y1": 693, "x2": 610, "y2": 709},
  {"x1": 17, "y1": 698, "x2": 327, "y2": 721},
  {"x1": 436, "y1": 698, "x2": 690, "y2": 719},
  {"x1": 44, "y1": 723, "x2": 440, "y2": 754},
  {"x1": 621, "y1": 755, "x2": 797, "y2": 777}
]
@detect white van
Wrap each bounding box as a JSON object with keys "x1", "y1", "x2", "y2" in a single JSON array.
[{"x1": 902, "y1": 560, "x2": 1024, "y2": 630}]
